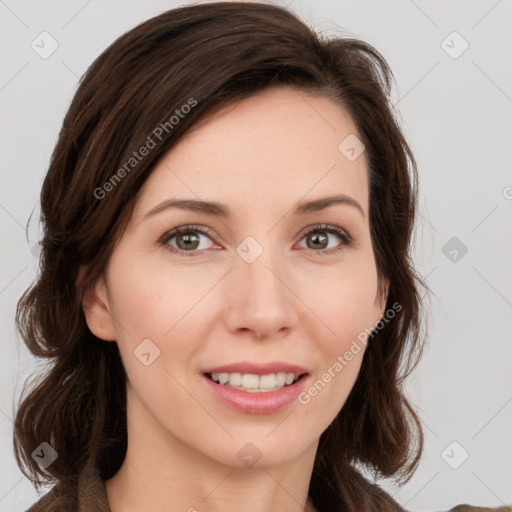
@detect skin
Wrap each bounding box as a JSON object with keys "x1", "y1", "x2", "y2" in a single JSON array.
[{"x1": 82, "y1": 86, "x2": 389, "y2": 512}]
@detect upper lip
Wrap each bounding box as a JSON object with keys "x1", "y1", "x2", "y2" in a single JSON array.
[{"x1": 202, "y1": 361, "x2": 309, "y2": 376}]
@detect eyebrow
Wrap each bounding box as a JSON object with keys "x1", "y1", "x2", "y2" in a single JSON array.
[{"x1": 143, "y1": 193, "x2": 366, "y2": 220}]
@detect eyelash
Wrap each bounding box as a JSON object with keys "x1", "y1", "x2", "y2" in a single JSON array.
[{"x1": 159, "y1": 223, "x2": 353, "y2": 258}]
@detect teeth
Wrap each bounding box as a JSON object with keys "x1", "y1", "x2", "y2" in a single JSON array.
[
  {"x1": 285, "y1": 373, "x2": 295, "y2": 385},
  {"x1": 242, "y1": 373, "x2": 260, "y2": 388},
  {"x1": 209, "y1": 372, "x2": 301, "y2": 391},
  {"x1": 259, "y1": 374, "x2": 276, "y2": 388},
  {"x1": 218, "y1": 373, "x2": 230, "y2": 385}
]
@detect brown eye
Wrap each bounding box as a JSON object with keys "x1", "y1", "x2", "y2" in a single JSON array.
[
  {"x1": 305, "y1": 232, "x2": 328, "y2": 250},
  {"x1": 161, "y1": 224, "x2": 218, "y2": 257},
  {"x1": 297, "y1": 224, "x2": 352, "y2": 254},
  {"x1": 175, "y1": 232, "x2": 201, "y2": 250}
]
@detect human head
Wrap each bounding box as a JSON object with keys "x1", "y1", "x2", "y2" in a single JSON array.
[{"x1": 14, "y1": 1, "x2": 426, "y2": 505}]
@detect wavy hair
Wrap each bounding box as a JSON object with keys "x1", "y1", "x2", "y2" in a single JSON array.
[{"x1": 14, "y1": 2, "x2": 427, "y2": 509}]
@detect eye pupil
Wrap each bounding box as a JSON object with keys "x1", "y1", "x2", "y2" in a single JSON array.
[
  {"x1": 177, "y1": 232, "x2": 199, "y2": 250},
  {"x1": 308, "y1": 232, "x2": 327, "y2": 249}
]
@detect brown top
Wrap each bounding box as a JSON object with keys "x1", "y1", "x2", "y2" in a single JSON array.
[{"x1": 25, "y1": 464, "x2": 511, "y2": 512}]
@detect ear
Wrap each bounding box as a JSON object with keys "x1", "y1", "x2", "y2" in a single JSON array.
[{"x1": 77, "y1": 265, "x2": 116, "y2": 341}]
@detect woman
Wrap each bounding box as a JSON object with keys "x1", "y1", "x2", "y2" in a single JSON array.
[{"x1": 13, "y1": 2, "x2": 510, "y2": 511}]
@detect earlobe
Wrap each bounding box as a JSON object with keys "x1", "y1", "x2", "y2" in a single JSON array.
[{"x1": 79, "y1": 266, "x2": 117, "y2": 341}]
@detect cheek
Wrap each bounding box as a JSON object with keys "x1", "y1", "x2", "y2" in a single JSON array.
[
  {"x1": 301, "y1": 257, "x2": 379, "y2": 344},
  {"x1": 107, "y1": 254, "x2": 210, "y2": 341},
  {"x1": 298, "y1": 275, "x2": 373, "y2": 424},
  {"x1": 105, "y1": 254, "x2": 218, "y2": 394},
  {"x1": 298, "y1": 348, "x2": 365, "y2": 432},
  {"x1": 295, "y1": 259, "x2": 377, "y2": 415}
]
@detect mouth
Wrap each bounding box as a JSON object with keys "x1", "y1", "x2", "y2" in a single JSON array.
[
  {"x1": 204, "y1": 371, "x2": 307, "y2": 393},
  {"x1": 200, "y1": 362, "x2": 310, "y2": 414}
]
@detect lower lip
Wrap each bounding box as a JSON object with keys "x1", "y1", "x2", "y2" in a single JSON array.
[{"x1": 201, "y1": 374, "x2": 309, "y2": 414}]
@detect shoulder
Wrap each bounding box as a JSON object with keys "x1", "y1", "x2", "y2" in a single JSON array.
[
  {"x1": 362, "y1": 478, "x2": 511, "y2": 512},
  {"x1": 311, "y1": 467, "x2": 511, "y2": 512}
]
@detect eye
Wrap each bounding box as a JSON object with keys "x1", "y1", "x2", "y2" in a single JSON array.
[
  {"x1": 160, "y1": 223, "x2": 352, "y2": 257},
  {"x1": 160, "y1": 224, "x2": 219, "y2": 257},
  {"x1": 295, "y1": 224, "x2": 352, "y2": 254}
]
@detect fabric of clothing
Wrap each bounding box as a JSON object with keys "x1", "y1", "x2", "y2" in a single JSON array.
[{"x1": 25, "y1": 464, "x2": 511, "y2": 512}]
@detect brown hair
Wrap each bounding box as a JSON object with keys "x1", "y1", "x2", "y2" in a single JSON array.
[{"x1": 14, "y1": 1, "x2": 427, "y2": 509}]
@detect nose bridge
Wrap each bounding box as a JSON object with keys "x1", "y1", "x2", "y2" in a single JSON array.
[
  {"x1": 224, "y1": 230, "x2": 298, "y2": 337},
  {"x1": 236, "y1": 231, "x2": 286, "y2": 300}
]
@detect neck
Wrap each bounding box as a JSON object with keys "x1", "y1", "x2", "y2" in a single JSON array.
[{"x1": 105, "y1": 387, "x2": 319, "y2": 512}]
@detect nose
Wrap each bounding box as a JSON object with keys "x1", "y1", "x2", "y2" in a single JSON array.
[{"x1": 223, "y1": 242, "x2": 299, "y2": 340}]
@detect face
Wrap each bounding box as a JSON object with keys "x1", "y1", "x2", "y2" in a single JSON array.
[{"x1": 82, "y1": 86, "x2": 388, "y2": 470}]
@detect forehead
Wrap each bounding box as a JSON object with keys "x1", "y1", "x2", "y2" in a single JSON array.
[{"x1": 133, "y1": 86, "x2": 369, "y2": 221}]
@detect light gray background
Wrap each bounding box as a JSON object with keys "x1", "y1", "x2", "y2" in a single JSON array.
[{"x1": 1, "y1": 1, "x2": 511, "y2": 510}]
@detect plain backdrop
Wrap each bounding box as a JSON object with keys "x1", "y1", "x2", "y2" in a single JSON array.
[{"x1": 1, "y1": 1, "x2": 511, "y2": 510}]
